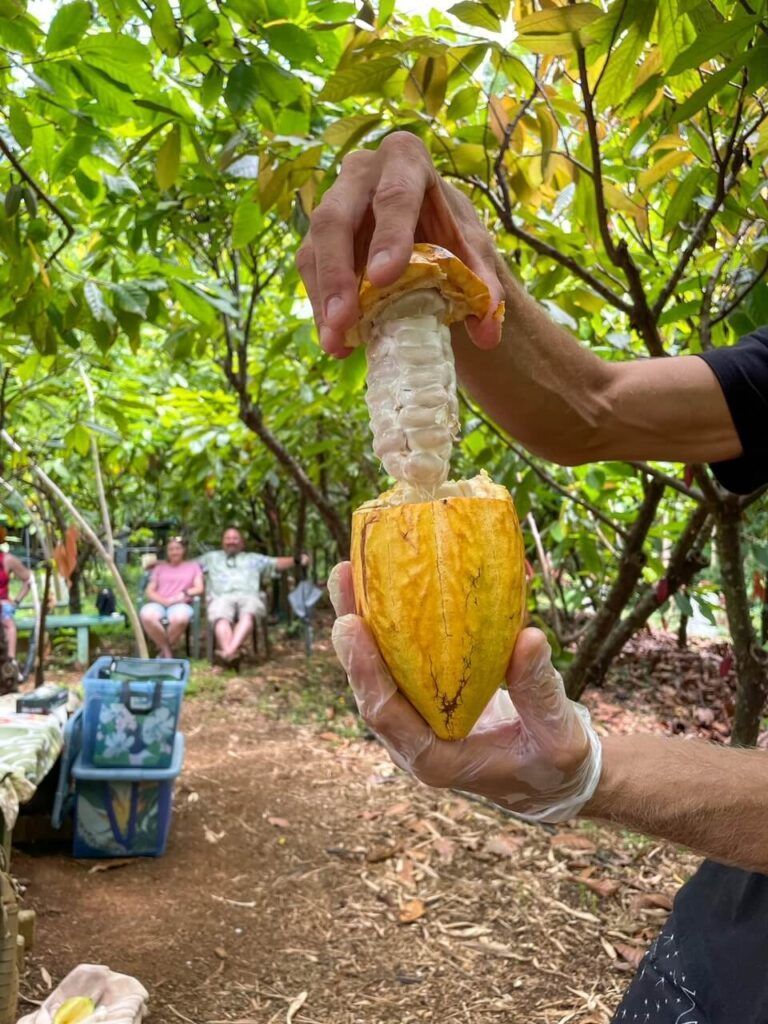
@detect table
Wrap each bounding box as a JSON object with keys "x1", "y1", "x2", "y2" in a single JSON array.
[
  {"x1": 0, "y1": 700, "x2": 64, "y2": 1023},
  {"x1": 15, "y1": 614, "x2": 126, "y2": 666}
]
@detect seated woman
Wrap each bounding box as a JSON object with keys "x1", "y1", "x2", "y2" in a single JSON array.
[{"x1": 139, "y1": 537, "x2": 203, "y2": 658}]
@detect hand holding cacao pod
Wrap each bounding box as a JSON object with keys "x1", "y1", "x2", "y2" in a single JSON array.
[{"x1": 330, "y1": 561, "x2": 602, "y2": 823}]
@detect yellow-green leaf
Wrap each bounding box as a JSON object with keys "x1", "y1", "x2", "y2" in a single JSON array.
[
  {"x1": 156, "y1": 125, "x2": 181, "y2": 190},
  {"x1": 516, "y1": 3, "x2": 602, "y2": 35},
  {"x1": 319, "y1": 58, "x2": 400, "y2": 102},
  {"x1": 151, "y1": 0, "x2": 183, "y2": 57},
  {"x1": 637, "y1": 149, "x2": 692, "y2": 191}
]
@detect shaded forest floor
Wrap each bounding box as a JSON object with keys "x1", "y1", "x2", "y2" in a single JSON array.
[{"x1": 11, "y1": 616, "x2": 757, "y2": 1024}]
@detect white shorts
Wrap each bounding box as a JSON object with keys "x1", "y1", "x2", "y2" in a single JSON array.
[{"x1": 207, "y1": 593, "x2": 265, "y2": 623}]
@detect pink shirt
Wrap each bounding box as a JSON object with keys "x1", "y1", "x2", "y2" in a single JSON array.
[{"x1": 150, "y1": 561, "x2": 201, "y2": 603}]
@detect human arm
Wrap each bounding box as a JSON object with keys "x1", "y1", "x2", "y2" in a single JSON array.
[
  {"x1": 6, "y1": 555, "x2": 31, "y2": 605},
  {"x1": 298, "y1": 134, "x2": 742, "y2": 467},
  {"x1": 584, "y1": 734, "x2": 768, "y2": 873},
  {"x1": 274, "y1": 553, "x2": 311, "y2": 572},
  {"x1": 144, "y1": 570, "x2": 167, "y2": 606},
  {"x1": 329, "y1": 561, "x2": 768, "y2": 873},
  {"x1": 183, "y1": 570, "x2": 204, "y2": 600}
]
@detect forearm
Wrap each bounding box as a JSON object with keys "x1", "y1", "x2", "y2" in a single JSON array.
[
  {"x1": 583, "y1": 734, "x2": 768, "y2": 872},
  {"x1": 275, "y1": 556, "x2": 295, "y2": 571},
  {"x1": 453, "y1": 261, "x2": 741, "y2": 466},
  {"x1": 14, "y1": 580, "x2": 30, "y2": 604}
]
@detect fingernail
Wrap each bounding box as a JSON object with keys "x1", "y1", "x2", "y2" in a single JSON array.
[
  {"x1": 325, "y1": 295, "x2": 345, "y2": 322},
  {"x1": 331, "y1": 614, "x2": 357, "y2": 673},
  {"x1": 368, "y1": 250, "x2": 390, "y2": 276},
  {"x1": 327, "y1": 564, "x2": 344, "y2": 615}
]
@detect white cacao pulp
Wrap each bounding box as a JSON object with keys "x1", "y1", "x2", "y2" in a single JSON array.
[{"x1": 365, "y1": 289, "x2": 458, "y2": 497}]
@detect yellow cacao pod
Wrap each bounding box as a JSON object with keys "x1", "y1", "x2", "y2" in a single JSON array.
[
  {"x1": 53, "y1": 997, "x2": 96, "y2": 1024},
  {"x1": 351, "y1": 486, "x2": 526, "y2": 740}
]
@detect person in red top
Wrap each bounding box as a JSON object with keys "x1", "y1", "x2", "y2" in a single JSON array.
[
  {"x1": 139, "y1": 537, "x2": 204, "y2": 659},
  {"x1": 0, "y1": 526, "x2": 31, "y2": 667}
]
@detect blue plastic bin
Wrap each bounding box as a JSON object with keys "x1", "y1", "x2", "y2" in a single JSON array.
[
  {"x1": 82, "y1": 657, "x2": 188, "y2": 770},
  {"x1": 71, "y1": 733, "x2": 185, "y2": 858}
]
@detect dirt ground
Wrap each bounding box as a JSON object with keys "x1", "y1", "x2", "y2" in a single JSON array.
[{"x1": 11, "y1": 621, "x2": 730, "y2": 1024}]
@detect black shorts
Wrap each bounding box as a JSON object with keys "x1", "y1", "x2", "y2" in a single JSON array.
[{"x1": 612, "y1": 914, "x2": 710, "y2": 1024}]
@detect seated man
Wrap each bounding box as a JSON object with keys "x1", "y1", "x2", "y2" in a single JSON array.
[
  {"x1": 199, "y1": 527, "x2": 310, "y2": 663},
  {"x1": 140, "y1": 536, "x2": 204, "y2": 659},
  {"x1": 0, "y1": 527, "x2": 31, "y2": 680}
]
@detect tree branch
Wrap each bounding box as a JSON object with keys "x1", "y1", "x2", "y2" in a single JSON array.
[
  {"x1": 628, "y1": 461, "x2": 705, "y2": 503},
  {"x1": 0, "y1": 135, "x2": 75, "y2": 265},
  {"x1": 461, "y1": 174, "x2": 633, "y2": 312},
  {"x1": 711, "y1": 256, "x2": 768, "y2": 327}
]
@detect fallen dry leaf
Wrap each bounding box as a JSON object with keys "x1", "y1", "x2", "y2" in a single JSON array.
[
  {"x1": 551, "y1": 833, "x2": 598, "y2": 854},
  {"x1": 40, "y1": 966, "x2": 52, "y2": 990},
  {"x1": 615, "y1": 942, "x2": 645, "y2": 968},
  {"x1": 630, "y1": 892, "x2": 674, "y2": 912},
  {"x1": 365, "y1": 844, "x2": 398, "y2": 864},
  {"x1": 484, "y1": 835, "x2": 524, "y2": 859},
  {"x1": 600, "y1": 935, "x2": 617, "y2": 960},
  {"x1": 399, "y1": 899, "x2": 426, "y2": 924},
  {"x1": 267, "y1": 816, "x2": 290, "y2": 829},
  {"x1": 385, "y1": 801, "x2": 412, "y2": 818},
  {"x1": 432, "y1": 837, "x2": 456, "y2": 864},
  {"x1": 204, "y1": 826, "x2": 226, "y2": 844},
  {"x1": 581, "y1": 877, "x2": 622, "y2": 899}
]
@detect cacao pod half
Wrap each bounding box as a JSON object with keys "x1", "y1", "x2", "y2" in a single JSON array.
[{"x1": 351, "y1": 477, "x2": 527, "y2": 740}]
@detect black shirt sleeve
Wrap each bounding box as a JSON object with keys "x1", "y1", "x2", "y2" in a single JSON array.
[{"x1": 698, "y1": 325, "x2": 768, "y2": 494}]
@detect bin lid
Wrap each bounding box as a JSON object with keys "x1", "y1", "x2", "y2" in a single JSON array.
[{"x1": 72, "y1": 732, "x2": 185, "y2": 781}]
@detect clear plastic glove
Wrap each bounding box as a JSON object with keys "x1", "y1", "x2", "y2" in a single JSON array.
[{"x1": 329, "y1": 561, "x2": 602, "y2": 824}]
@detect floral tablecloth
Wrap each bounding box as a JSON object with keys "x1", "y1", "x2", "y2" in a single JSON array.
[{"x1": 0, "y1": 696, "x2": 63, "y2": 830}]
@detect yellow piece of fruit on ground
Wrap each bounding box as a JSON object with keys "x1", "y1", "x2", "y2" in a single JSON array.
[
  {"x1": 351, "y1": 489, "x2": 527, "y2": 740},
  {"x1": 53, "y1": 996, "x2": 97, "y2": 1024}
]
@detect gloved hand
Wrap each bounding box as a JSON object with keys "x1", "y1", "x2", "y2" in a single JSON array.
[{"x1": 329, "y1": 562, "x2": 603, "y2": 824}]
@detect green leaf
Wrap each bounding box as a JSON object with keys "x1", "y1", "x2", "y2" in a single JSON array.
[
  {"x1": 668, "y1": 13, "x2": 759, "y2": 75},
  {"x1": 155, "y1": 125, "x2": 181, "y2": 190},
  {"x1": 323, "y1": 113, "x2": 380, "y2": 147},
  {"x1": 516, "y1": 2, "x2": 602, "y2": 34},
  {"x1": 263, "y1": 24, "x2": 318, "y2": 65},
  {"x1": 449, "y1": 2, "x2": 501, "y2": 32},
  {"x1": 447, "y1": 84, "x2": 479, "y2": 120},
  {"x1": 80, "y1": 35, "x2": 154, "y2": 91},
  {"x1": 201, "y1": 64, "x2": 224, "y2": 107},
  {"x1": 8, "y1": 101, "x2": 32, "y2": 149},
  {"x1": 151, "y1": 0, "x2": 183, "y2": 57},
  {"x1": 516, "y1": 3, "x2": 603, "y2": 54},
  {"x1": 46, "y1": 0, "x2": 91, "y2": 52},
  {"x1": 232, "y1": 200, "x2": 264, "y2": 248},
  {"x1": 66, "y1": 422, "x2": 92, "y2": 457},
  {"x1": 670, "y1": 52, "x2": 750, "y2": 123},
  {"x1": 674, "y1": 591, "x2": 694, "y2": 617},
  {"x1": 112, "y1": 282, "x2": 149, "y2": 317},
  {"x1": 662, "y1": 165, "x2": 707, "y2": 235},
  {"x1": 225, "y1": 61, "x2": 260, "y2": 114},
  {"x1": 84, "y1": 281, "x2": 116, "y2": 325},
  {"x1": 319, "y1": 57, "x2": 400, "y2": 102}
]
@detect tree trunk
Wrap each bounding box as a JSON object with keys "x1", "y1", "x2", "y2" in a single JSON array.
[
  {"x1": 761, "y1": 571, "x2": 768, "y2": 647},
  {"x1": 35, "y1": 562, "x2": 52, "y2": 688},
  {"x1": 580, "y1": 506, "x2": 711, "y2": 691},
  {"x1": 717, "y1": 506, "x2": 768, "y2": 747},
  {"x1": 677, "y1": 613, "x2": 689, "y2": 650},
  {"x1": 565, "y1": 479, "x2": 665, "y2": 699},
  {"x1": 238, "y1": 402, "x2": 350, "y2": 556}
]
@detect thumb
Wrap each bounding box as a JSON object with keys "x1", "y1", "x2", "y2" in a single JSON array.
[{"x1": 505, "y1": 627, "x2": 568, "y2": 730}]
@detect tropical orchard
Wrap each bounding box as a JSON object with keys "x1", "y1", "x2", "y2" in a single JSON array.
[{"x1": 1, "y1": 0, "x2": 767, "y2": 738}]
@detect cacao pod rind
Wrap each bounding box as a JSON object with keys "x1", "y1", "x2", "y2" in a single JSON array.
[{"x1": 351, "y1": 495, "x2": 526, "y2": 740}]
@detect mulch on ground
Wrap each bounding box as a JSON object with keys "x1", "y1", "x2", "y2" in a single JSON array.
[{"x1": 12, "y1": 620, "x2": 738, "y2": 1024}]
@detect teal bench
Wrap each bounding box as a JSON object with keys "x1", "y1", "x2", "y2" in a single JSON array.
[{"x1": 15, "y1": 613, "x2": 126, "y2": 665}]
